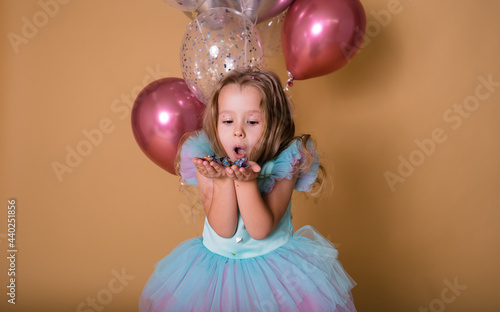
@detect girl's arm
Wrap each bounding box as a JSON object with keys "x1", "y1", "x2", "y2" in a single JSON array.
[
  {"x1": 230, "y1": 165, "x2": 298, "y2": 240},
  {"x1": 194, "y1": 158, "x2": 238, "y2": 238}
]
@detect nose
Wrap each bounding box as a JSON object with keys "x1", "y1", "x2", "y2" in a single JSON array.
[{"x1": 233, "y1": 128, "x2": 244, "y2": 138}]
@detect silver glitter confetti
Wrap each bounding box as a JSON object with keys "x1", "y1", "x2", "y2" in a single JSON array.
[{"x1": 180, "y1": 7, "x2": 264, "y2": 104}]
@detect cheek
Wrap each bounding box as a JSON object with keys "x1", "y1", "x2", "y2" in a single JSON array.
[
  {"x1": 254, "y1": 126, "x2": 264, "y2": 143},
  {"x1": 218, "y1": 128, "x2": 229, "y2": 141},
  {"x1": 217, "y1": 127, "x2": 227, "y2": 140},
  {"x1": 217, "y1": 131, "x2": 232, "y2": 150}
]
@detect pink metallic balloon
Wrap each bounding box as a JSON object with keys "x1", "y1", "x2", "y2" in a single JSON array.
[
  {"x1": 282, "y1": 0, "x2": 366, "y2": 80},
  {"x1": 131, "y1": 78, "x2": 205, "y2": 175}
]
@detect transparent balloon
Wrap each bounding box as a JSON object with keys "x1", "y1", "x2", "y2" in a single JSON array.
[
  {"x1": 183, "y1": 0, "x2": 294, "y2": 24},
  {"x1": 161, "y1": 0, "x2": 204, "y2": 12},
  {"x1": 256, "y1": 10, "x2": 287, "y2": 58},
  {"x1": 180, "y1": 7, "x2": 264, "y2": 104}
]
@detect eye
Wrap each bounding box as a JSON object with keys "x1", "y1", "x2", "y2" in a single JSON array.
[
  {"x1": 222, "y1": 120, "x2": 233, "y2": 124},
  {"x1": 248, "y1": 120, "x2": 259, "y2": 125}
]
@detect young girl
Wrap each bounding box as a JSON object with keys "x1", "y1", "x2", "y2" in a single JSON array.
[{"x1": 139, "y1": 69, "x2": 356, "y2": 311}]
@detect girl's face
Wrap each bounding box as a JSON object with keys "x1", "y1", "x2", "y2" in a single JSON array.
[{"x1": 217, "y1": 84, "x2": 264, "y2": 161}]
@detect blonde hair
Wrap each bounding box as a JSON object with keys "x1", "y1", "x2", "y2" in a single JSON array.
[
  {"x1": 204, "y1": 68, "x2": 294, "y2": 163},
  {"x1": 176, "y1": 68, "x2": 326, "y2": 195},
  {"x1": 177, "y1": 68, "x2": 326, "y2": 194}
]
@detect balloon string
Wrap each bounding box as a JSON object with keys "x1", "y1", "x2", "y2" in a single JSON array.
[
  {"x1": 195, "y1": 17, "x2": 211, "y2": 66},
  {"x1": 179, "y1": 178, "x2": 199, "y2": 236},
  {"x1": 241, "y1": 0, "x2": 256, "y2": 71},
  {"x1": 284, "y1": 71, "x2": 294, "y2": 100},
  {"x1": 240, "y1": 0, "x2": 258, "y2": 24},
  {"x1": 242, "y1": 0, "x2": 248, "y2": 68}
]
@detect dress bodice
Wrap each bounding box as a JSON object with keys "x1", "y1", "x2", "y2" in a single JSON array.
[{"x1": 202, "y1": 205, "x2": 293, "y2": 259}]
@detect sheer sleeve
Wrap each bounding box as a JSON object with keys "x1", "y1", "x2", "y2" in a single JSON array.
[
  {"x1": 258, "y1": 139, "x2": 320, "y2": 194},
  {"x1": 178, "y1": 130, "x2": 213, "y2": 185}
]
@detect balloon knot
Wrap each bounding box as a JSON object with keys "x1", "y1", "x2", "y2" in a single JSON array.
[
  {"x1": 284, "y1": 71, "x2": 294, "y2": 99},
  {"x1": 286, "y1": 71, "x2": 294, "y2": 87}
]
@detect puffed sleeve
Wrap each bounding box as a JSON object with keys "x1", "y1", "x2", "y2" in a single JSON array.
[
  {"x1": 258, "y1": 139, "x2": 320, "y2": 194},
  {"x1": 179, "y1": 130, "x2": 214, "y2": 185}
]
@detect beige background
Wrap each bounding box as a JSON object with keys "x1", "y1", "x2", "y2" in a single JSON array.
[{"x1": 1, "y1": 0, "x2": 499, "y2": 311}]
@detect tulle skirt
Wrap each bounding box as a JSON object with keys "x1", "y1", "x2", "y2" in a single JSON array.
[{"x1": 139, "y1": 226, "x2": 356, "y2": 312}]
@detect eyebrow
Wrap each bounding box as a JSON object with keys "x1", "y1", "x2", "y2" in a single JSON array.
[{"x1": 218, "y1": 110, "x2": 262, "y2": 115}]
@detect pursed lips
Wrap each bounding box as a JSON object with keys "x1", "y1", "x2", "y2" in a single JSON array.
[{"x1": 233, "y1": 145, "x2": 246, "y2": 159}]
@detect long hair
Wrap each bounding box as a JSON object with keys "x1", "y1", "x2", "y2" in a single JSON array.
[
  {"x1": 203, "y1": 68, "x2": 295, "y2": 165},
  {"x1": 179, "y1": 68, "x2": 326, "y2": 194}
]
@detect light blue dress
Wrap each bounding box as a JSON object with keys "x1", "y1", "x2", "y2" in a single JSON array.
[{"x1": 139, "y1": 131, "x2": 356, "y2": 311}]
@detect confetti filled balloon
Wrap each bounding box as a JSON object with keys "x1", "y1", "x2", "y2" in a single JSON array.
[
  {"x1": 131, "y1": 78, "x2": 205, "y2": 175},
  {"x1": 180, "y1": 7, "x2": 264, "y2": 104}
]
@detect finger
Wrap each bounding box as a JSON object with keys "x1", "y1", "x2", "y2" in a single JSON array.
[
  {"x1": 237, "y1": 167, "x2": 249, "y2": 178},
  {"x1": 201, "y1": 161, "x2": 213, "y2": 170},
  {"x1": 248, "y1": 161, "x2": 261, "y2": 173},
  {"x1": 194, "y1": 163, "x2": 206, "y2": 173},
  {"x1": 241, "y1": 166, "x2": 255, "y2": 176},
  {"x1": 205, "y1": 164, "x2": 217, "y2": 176},
  {"x1": 208, "y1": 163, "x2": 222, "y2": 177},
  {"x1": 231, "y1": 165, "x2": 243, "y2": 178},
  {"x1": 225, "y1": 167, "x2": 236, "y2": 178},
  {"x1": 210, "y1": 161, "x2": 222, "y2": 171},
  {"x1": 242, "y1": 166, "x2": 260, "y2": 180},
  {"x1": 212, "y1": 163, "x2": 225, "y2": 176},
  {"x1": 251, "y1": 164, "x2": 261, "y2": 173},
  {"x1": 202, "y1": 162, "x2": 212, "y2": 169},
  {"x1": 240, "y1": 170, "x2": 255, "y2": 181},
  {"x1": 193, "y1": 158, "x2": 203, "y2": 167},
  {"x1": 197, "y1": 164, "x2": 209, "y2": 173},
  {"x1": 197, "y1": 168, "x2": 209, "y2": 177}
]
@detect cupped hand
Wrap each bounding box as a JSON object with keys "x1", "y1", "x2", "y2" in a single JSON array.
[
  {"x1": 193, "y1": 157, "x2": 227, "y2": 179},
  {"x1": 225, "y1": 161, "x2": 261, "y2": 182}
]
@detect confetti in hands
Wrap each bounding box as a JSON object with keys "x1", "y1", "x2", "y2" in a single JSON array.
[
  {"x1": 202, "y1": 155, "x2": 249, "y2": 168},
  {"x1": 193, "y1": 155, "x2": 261, "y2": 181}
]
